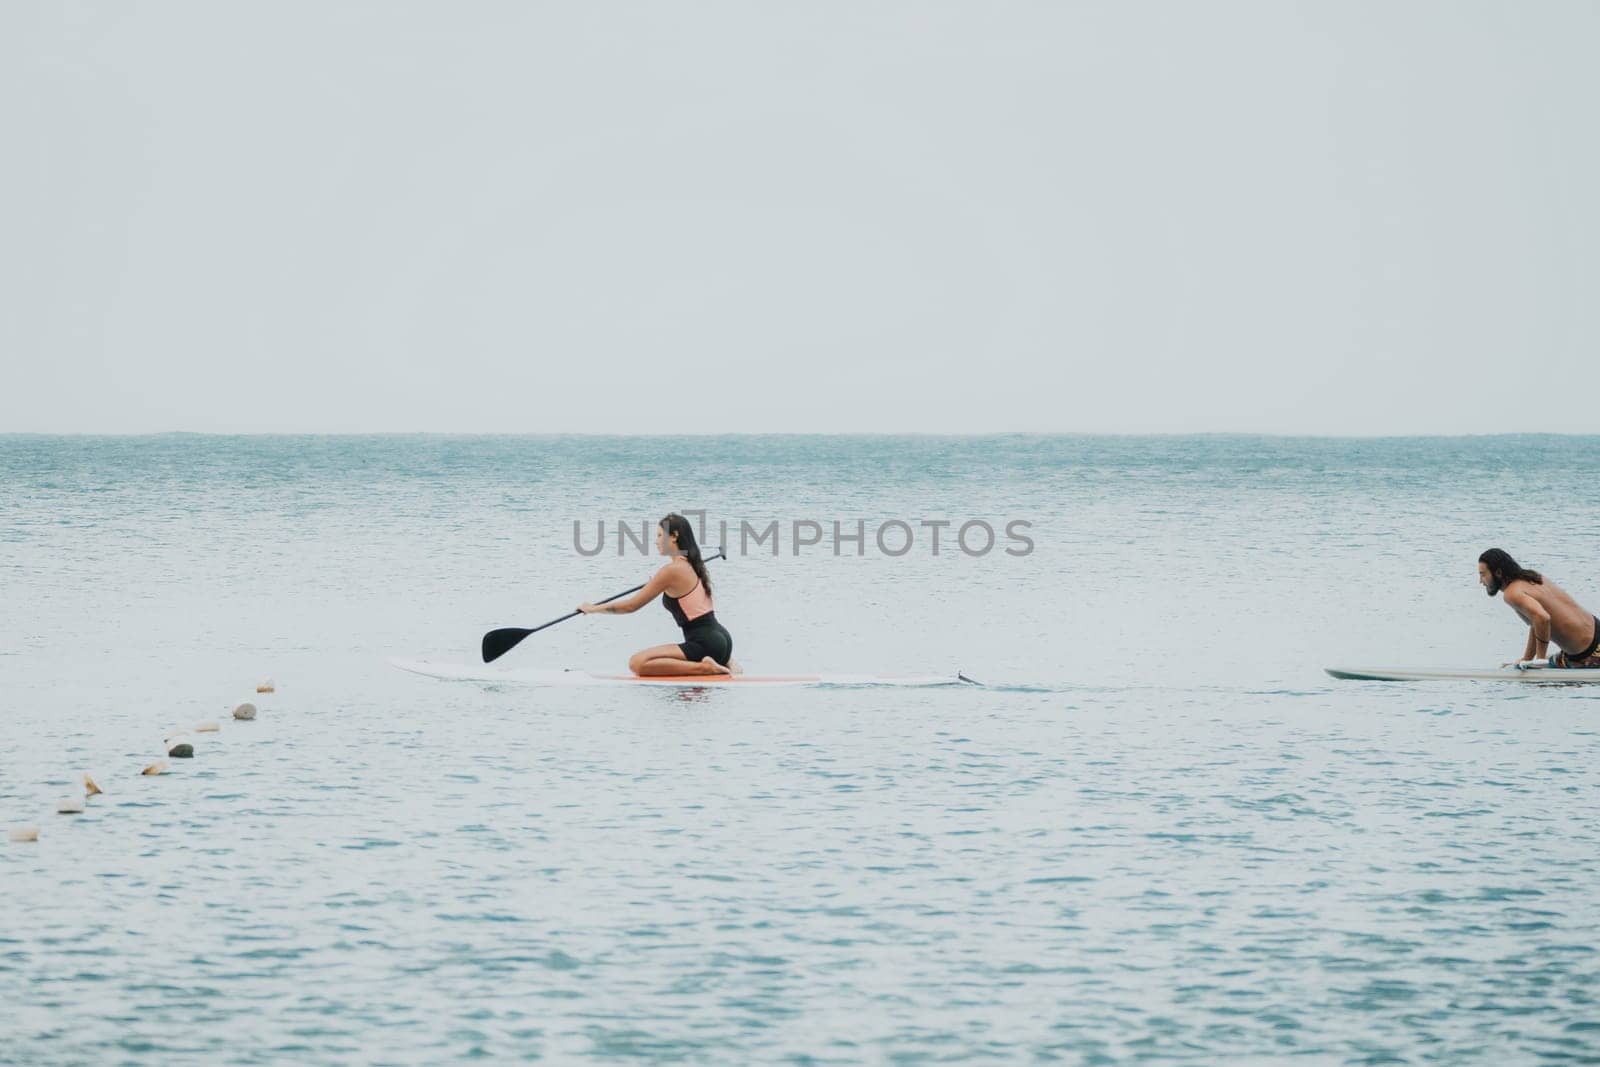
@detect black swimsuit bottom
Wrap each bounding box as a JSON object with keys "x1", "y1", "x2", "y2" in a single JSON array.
[
  {"x1": 676, "y1": 612, "x2": 734, "y2": 666},
  {"x1": 662, "y1": 584, "x2": 734, "y2": 666}
]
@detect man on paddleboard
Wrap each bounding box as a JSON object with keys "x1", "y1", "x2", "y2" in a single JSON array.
[{"x1": 1479, "y1": 548, "x2": 1600, "y2": 668}]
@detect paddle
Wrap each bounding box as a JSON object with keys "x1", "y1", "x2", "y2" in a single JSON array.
[{"x1": 481, "y1": 550, "x2": 726, "y2": 664}]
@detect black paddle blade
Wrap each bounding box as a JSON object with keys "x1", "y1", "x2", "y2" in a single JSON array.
[{"x1": 482, "y1": 627, "x2": 534, "y2": 664}]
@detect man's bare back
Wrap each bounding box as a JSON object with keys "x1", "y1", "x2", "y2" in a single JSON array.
[{"x1": 1479, "y1": 548, "x2": 1600, "y2": 667}]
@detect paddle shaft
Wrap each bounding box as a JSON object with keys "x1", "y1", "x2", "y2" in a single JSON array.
[
  {"x1": 482, "y1": 550, "x2": 724, "y2": 663},
  {"x1": 524, "y1": 582, "x2": 643, "y2": 639}
]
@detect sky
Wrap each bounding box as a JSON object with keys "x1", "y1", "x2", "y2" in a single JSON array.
[{"x1": 2, "y1": 1, "x2": 1597, "y2": 435}]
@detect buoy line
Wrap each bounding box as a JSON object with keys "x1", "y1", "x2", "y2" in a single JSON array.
[{"x1": 7, "y1": 683, "x2": 276, "y2": 844}]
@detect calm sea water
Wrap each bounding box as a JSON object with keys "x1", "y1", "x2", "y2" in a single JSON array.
[{"x1": 3, "y1": 435, "x2": 1599, "y2": 1064}]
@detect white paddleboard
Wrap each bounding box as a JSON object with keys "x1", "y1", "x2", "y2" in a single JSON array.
[
  {"x1": 1327, "y1": 665, "x2": 1600, "y2": 683},
  {"x1": 392, "y1": 658, "x2": 978, "y2": 689}
]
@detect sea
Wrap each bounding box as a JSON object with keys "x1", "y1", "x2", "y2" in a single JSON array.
[{"x1": 3, "y1": 434, "x2": 1598, "y2": 1065}]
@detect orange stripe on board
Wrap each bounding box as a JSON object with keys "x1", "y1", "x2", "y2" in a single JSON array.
[{"x1": 594, "y1": 674, "x2": 823, "y2": 684}]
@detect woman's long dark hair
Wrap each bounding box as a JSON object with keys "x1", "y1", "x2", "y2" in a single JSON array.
[
  {"x1": 661, "y1": 513, "x2": 711, "y2": 595},
  {"x1": 1480, "y1": 548, "x2": 1542, "y2": 594}
]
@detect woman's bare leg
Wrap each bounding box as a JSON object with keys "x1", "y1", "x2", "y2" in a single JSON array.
[
  {"x1": 629, "y1": 644, "x2": 732, "y2": 677},
  {"x1": 629, "y1": 643, "x2": 686, "y2": 676},
  {"x1": 635, "y1": 656, "x2": 728, "y2": 677}
]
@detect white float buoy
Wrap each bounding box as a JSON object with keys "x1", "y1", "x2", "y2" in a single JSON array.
[
  {"x1": 233, "y1": 702, "x2": 257, "y2": 721},
  {"x1": 194, "y1": 721, "x2": 220, "y2": 733},
  {"x1": 8, "y1": 826, "x2": 39, "y2": 843},
  {"x1": 84, "y1": 773, "x2": 102, "y2": 797},
  {"x1": 57, "y1": 796, "x2": 85, "y2": 815},
  {"x1": 141, "y1": 761, "x2": 169, "y2": 776},
  {"x1": 256, "y1": 679, "x2": 276, "y2": 694}
]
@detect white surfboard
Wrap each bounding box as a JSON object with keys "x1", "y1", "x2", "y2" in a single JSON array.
[
  {"x1": 1327, "y1": 665, "x2": 1600, "y2": 683},
  {"x1": 391, "y1": 658, "x2": 980, "y2": 689}
]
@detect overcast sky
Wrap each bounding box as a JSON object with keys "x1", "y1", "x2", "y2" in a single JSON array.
[{"x1": 2, "y1": 2, "x2": 1596, "y2": 434}]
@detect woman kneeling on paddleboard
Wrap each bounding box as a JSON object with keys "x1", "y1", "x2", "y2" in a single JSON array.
[{"x1": 577, "y1": 513, "x2": 739, "y2": 677}]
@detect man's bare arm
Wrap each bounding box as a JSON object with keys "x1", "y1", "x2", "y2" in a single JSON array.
[{"x1": 1507, "y1": 590, "x2": 1551, "y2": 662}]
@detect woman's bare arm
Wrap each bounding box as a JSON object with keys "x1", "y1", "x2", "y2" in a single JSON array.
[{"x1": 577, "y1": 562, "x2": 686, "y2": 615}]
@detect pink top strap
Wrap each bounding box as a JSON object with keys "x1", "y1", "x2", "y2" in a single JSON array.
[{"x1": 675, "y1": 578, "x2": 713, "y2": 621}]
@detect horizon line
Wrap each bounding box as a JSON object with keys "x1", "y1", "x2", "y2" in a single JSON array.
[{"x1": 5, "y1": 429, "x2": 1600, "y2": 441}]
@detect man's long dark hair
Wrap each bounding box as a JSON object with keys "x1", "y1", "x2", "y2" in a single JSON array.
[
  {"x1": 661, "y1": 513, "x2": 711, "y2": 595},
  {"x1": 1480, "y1": 548, "x2": 1542, "y2": 596}
]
